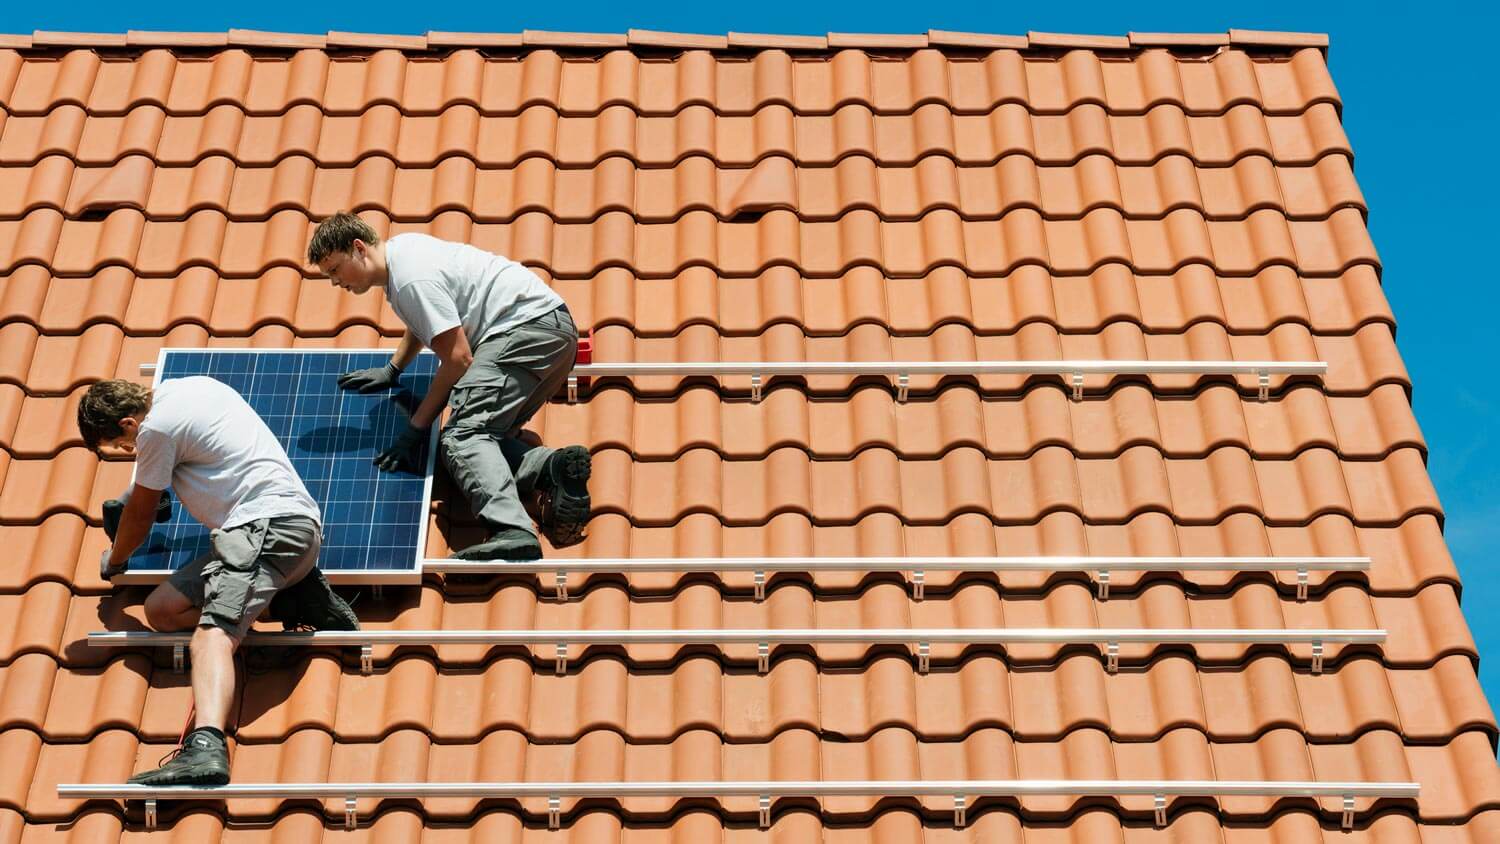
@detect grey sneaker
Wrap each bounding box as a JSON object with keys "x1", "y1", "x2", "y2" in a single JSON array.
[
  {"x1": 453, "y1": 527, "x2": 542, "y2": 561},
  {"x1": 127, "y1": 727, "x2": 230, "y2": 786}
]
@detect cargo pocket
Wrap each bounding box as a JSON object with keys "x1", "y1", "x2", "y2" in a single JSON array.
[{"x1": 201, "y1": 519, "x2": 269, "y2": 635}]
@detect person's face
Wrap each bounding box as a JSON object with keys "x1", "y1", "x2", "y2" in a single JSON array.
[
  {"x1": 318, "y1": 239, "x2": 379, "y2": 295},
  {"x1": 99, "y1": 415, "x2": 143, "y2": 455}
]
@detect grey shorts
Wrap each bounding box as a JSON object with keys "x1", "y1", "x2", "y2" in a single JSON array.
[{"x1": 167, "y1": 515, "x2": 320, "y2": 639}]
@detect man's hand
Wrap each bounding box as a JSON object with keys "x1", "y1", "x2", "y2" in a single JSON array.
[
  {"x1": 99, "y1": 549, "x2": 127, "y2": 582},
  {"x1": 337, "y1": 362, "x2": 403, "y2": 394},
  {"x1": 374, "y1": 425, "x2": 428, "y2": 474}
]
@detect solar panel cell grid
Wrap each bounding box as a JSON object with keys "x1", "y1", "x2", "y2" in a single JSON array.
[{"x1": 120, "y1": 350, "x2": 438, "y2": 581}]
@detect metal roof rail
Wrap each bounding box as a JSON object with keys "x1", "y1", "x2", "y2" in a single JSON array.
[
  {"x1": 58, "y1": 777, "x2": 1420, "y2": 831},
  {"x1": 140, "y1": 358, "x2": 1326, "y2": 402},
  {"x1": 424, "y1": 554, "x2": 1371, "y2": 601},
  {"x1": 90, "y1": 627, "x2": 1385, "y2": 676},
  {"x1": 566, "y1": 360, "x2": 1328, "y2": 402}
]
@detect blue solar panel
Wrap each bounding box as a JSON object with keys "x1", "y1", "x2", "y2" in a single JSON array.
[{"x1": 121, "y1": 349, "x2": 438, "y2": 582}]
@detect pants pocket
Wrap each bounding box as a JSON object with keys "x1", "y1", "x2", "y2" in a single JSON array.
[{"x1": 201, "y1": 520, "x2": 268, "y2": 635}]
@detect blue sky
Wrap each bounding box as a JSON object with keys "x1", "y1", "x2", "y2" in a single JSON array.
[{"x1": 5, "y1": 2, "x2": 1499, "y2": 700}]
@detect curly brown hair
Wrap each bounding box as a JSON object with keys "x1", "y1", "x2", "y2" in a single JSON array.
[
  {"x1": 306, "y1": 211, "x2": 381, "y2": 265},
  {"x1": 77, "y1": 380, "x2": 151, "y2": 452}
]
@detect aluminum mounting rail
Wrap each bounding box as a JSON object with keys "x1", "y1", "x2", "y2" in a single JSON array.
[
  {"x1": 566, "y1": 360, "x2": 1328, "y2": 402},
  {"x1": 424, "y1": 555, "x2": 1372, "y2": 602},
  {"x1": 90, "y1": 627, "x2": 1385, "y2": 676},
  {"x1": 58, "y1": 777, "x2": 1421, "y2": 831}
]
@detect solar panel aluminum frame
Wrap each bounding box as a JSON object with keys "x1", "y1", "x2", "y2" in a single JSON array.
[{"x1": 110, "y1": 347, "x2": 440, "y2": 586}]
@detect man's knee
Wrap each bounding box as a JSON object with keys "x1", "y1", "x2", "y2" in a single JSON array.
[
  {"x1": 191, "y1": 624, "x2": 240, "y2": 655},
  {"x1": 143, "y1": 585, "x2": 195, "y2": 632}
]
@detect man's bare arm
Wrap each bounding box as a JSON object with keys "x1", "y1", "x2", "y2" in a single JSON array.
[
  {"x1": 390, "y1": 329, "x2": 424, "y2": 370},
  {"x1": 108, "y1": 484, "x2": 164, "y2": 566},
  {"x1": 410, "y1": 325, "x2": 473, "y2": 430}
]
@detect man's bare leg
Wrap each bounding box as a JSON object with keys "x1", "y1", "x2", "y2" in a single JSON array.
[{"x1": 189, "y1": 626, "x2": 238, "y2": 730}]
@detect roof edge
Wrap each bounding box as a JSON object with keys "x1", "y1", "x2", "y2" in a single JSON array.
[{"x1": 0, "y1": 28, "x2": 1331, "y2": 54}]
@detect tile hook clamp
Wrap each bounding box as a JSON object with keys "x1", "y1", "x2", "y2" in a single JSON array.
[
  {"x1": 750, "y1": 373, "x2": 763, "y2": 403},
  {"x1": 1071, "y1": 372, "x2": 1085, "y2": 401},
  {"x1": 1341, "y1": 794, "x2": 1356, "y2": 830},
  {"x1": 753, "y1": 569, "x2": 766, "y2": 601},
  {"x1": 144, "y1": 797, "x2": 158, "y2": 830},
  {"x1": 916, "y1": 641, "x2": 931, "y2": 674},
  {"x1": 345, "y1": 795, "x2": 358, "y2": 830},
  {"x1": 759, "y1": 794, "x2": 771, "y2": 829},
  {"x1": 1154, "y1": 793, "x2": 1167, "y2": 828},
  {"x1": 1105, "y1": 641, "x2": 1120, "y2": 674},
  {"x1": 895, "y1": 372, "x2": 910, "y2": 402},
  {"x1": 567, "y1": 375, "x2": 579, "y2": 403},
  {"x1": 359, "y1": 644, "x2": 373, "y2": 675},
  {"x1": 953, "y1": 794, "x2": 967, "y2": 829},
  {"x1": 549, "y1": 795, "x2": 562, "y2": 830},
  {"x1": 911, "y1": 568, "x2": 925, "y2": 601},
  {"x1": 1296, "y1": 566, "x2": 1309, "y2": 602},
  {"x1": 1257, "y1": 369, "x2": 1270, "y2": 402},
  {"x1": 1097, "y1": 569, "x2": 1110, "y2": 601},
  {"x1": 555, "y1": 643, "x2": 569, "y2": 676},
  {"x1": 172, "y1": 643, "x2": 186, "y2": 673},
  {"x1": 555, "y1": 570, "x2": 569, "y2": 602},
  {"x1": 1311, "y1": 640, "x2": 1324, "y2": 675},
  {"x1": 758, "y1": 642, "x2": 770, "y2": 674}
]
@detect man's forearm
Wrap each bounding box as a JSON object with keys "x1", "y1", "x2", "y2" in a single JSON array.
[
  {"x1": 108, "y1": 495, "x2": 160, "y2": 566},
  {"x1": 410, "y1": 357, "x2": 468, "y2": 429}
]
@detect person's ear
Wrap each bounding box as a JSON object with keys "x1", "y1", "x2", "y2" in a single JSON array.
[{"x1": 119, "y1": 416, "x2": 139, "y2": 435}]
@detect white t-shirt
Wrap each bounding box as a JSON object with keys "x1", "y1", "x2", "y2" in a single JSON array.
[
  {"x1": 384, "y1": 233, "x2": 564, "y2": 347},
  {"x1": 130, "y1": 377, "x2": 321, "y2": 531}
]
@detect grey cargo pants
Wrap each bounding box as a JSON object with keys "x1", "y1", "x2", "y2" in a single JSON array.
[{"x1": 441, "y1": 306, "x2": 577, "y2": 537}]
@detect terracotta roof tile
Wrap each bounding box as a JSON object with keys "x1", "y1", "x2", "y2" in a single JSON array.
[
  {"x1": 522, "y1": 30, "x2": 629, "y2": 48},
  {"x1": 324, "y1": 31, "x2": 429, "y2": 51},
  {"x1": 0, "y1": 33, "x2": 1490, "y2": 840},
  {"x1": 627, "y1": 30, "x2": 729, "y2": 51},
  {"x1": 726, "y1": 32, "x2": 828, "y2": 50},
  {"x1": 424, "y1": 31, "x2": 524, "y2": 48}
]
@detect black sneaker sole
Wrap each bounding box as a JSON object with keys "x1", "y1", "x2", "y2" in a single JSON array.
[
  {"x1": 452, "y1": 536, "x2": 543, "y2": 561},
  {"x1": 541, "y1": 446, "x2": 591, "y2": 538}
]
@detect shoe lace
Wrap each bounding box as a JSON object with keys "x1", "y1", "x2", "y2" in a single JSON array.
[{"x1": 154, "y1": 744, "x2": 185, "y2": 769}]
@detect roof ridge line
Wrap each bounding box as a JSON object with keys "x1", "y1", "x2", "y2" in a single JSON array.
[{"x1": 0, "y1": 28, "x2": 1330, "y2": 53}]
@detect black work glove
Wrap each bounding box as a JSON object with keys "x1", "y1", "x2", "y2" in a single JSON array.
[
  {"x1": 374, "y1": 425, "x2": 428, "y2": 474},
  {"x1": 102, "y1": 489, "x2": 173, "y2": 541},
  {"x1": 337, "y1": 361, "x2": 403, "y2": 394}
]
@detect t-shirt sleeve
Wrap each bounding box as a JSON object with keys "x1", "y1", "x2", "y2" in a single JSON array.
[
  {"x1": 394, "y1": 278, "x2": 462, "y2": 346},
  {"x1": 131, "y1": 427, "x2": 174, "y2": 491}
]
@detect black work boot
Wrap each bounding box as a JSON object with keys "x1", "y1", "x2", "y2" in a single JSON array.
[
  {"x1": 453, "y1": 527, "x2": 542, "y2": 561},
  {"x1": 270, "y1": 568, "x2": 360, "y2": 631},
  {"x1": 127, "y1": 727, "x2": 230, "y2": 786},
  {"x1": 535, "y1": 445, "x2": 592, "y2": 548}
]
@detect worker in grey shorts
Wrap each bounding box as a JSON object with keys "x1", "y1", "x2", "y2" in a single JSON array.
[
  {"x1": 78, "y1": 377, "x2": 359, "y2": 786},
  {"x1": 307, "y1": 212, "x2": 591, "y2": 561}
]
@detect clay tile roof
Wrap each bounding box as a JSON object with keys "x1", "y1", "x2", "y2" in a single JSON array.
[
  {"x1": 726, "y1": 31, "x2": 828, "y2": 49},
  {"x1": 29, "y1": 30, "x2": 127, "y2": 47},
  {"x1": 927, "y1": 29, "x2": 1029, "y2": 49},
  {"x1": 0, "y1": 27, "x2": 1492, "y2": 842},
  {"x1": 1027, "y1": 30, "x2": 1132, "y2": 49},
  {"x1": 826, "y1": 32, "x2": 930, "y2": 49},
  {"x1": 225, "y1": 28, "x2": 326, "y2": 49},
  {"x1": 325, "y1": 30, "x2": 430, "y2": 50},
  {"x1": 627, "y1": 29, "x2": 730, "y2": 50},
  {"x1": 424, "y1": 31, "x2": 524, "y2": 48},
  {"x1": 521, "y1": 29, "x2": 629, "y2": 47},
  {"x1": 125, "y1": 31, "x2": 231, "y2": 48},
  {"x1": 1128, "y1": 31, "x2": 1231, "y2": 46}
]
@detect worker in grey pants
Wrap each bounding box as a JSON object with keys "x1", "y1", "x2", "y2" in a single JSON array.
[
  {"x1": 308, "y1": 213, "x2": 591, "y2": 560},
  {"x1": 441, "y1": 305, "x2": 587, "y2": 550}
]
